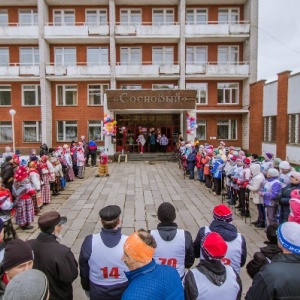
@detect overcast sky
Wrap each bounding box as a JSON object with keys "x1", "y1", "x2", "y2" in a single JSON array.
[{"x1": 258, "y1": 0, "x2": 300, "y2": 81}]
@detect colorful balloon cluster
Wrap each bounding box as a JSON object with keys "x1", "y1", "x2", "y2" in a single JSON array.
[
  {"x1": 103, "y1": 113, "x2": 117, "y2": 136},
  {"x1": 186, "y1": 112, "x2": 198, "y2": 134}
]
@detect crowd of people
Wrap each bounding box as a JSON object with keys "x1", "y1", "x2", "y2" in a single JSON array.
[
  {"x1": 178, "y1": 139, "x2": 300, "y2": 229},
  {"x1": 0, "y1": 137, "x2": 109, "y2": 231}
]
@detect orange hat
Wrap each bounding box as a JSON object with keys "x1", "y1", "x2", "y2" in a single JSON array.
[{"x1": 123, "y1": 232, "x2": 155, "y2": 264}]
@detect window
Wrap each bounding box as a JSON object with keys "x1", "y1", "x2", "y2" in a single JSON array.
[
  {"x1": 54, "y1": 10, "x2": 75, "y2": 26},
  {"x1": 0, "y1": 86, "x2": 11, "y2": 106},
  {"x1": 152, "y1": 9, "x2": 174, "y2": 25},
  {"x1": 88, "y1": 84, "x2": 108, "y2": 105},
  {"x1": 0, "y1": 122, "x2": 12, "y2": 142},
  {"x1": 186, "y1": 9, "x2": 207, "y2": 25},
  {"x1": 55, "y1": 48, "x2": 76, "y2": 66},
  {"x1": 196, "y1": 120, "x2": 206, "y2": 140},
  {"x1": 289, "y1": 114, "x2": 300, "y2": 144},
  {"x1": 20, "y1": 48, "x2": 39, "y2": 66},
  {"x1": 218, "y1": 8, "x2": 239, "y2": 24},
  {"x1": 23, "y1": 121, "x2": 41, "y2": 142},
  {"x1": 120, "y1": 47, "x2": 142, "y2": 65},
  {"x1": 0, "y1": 48, "x2": 9, "y2": 66},
  {"x1": 56, "y1": 85, "x2": 77, "y2": 106},
  {"x1": 121, "y1": 85, "x2": 142, "y2": 90},
  {"x1": 186, "y1": 83, "x2": 207, "y2": 104},
  {"x1": 218, "y1": 46, "x2": 238, "y2": 64},
  {"x1": 22, "y1": 85, "x2": 41, "y2": 106},
  {"x1": 85, "y1": 10, "x2": 107, "y2": 25},
  {"x1": 152, "y1": 84, "x2": 174, "y2": 89},
  {"x1": 87, "y1": 47, "x2": 108, "y2": 65},
  {"x1": 152, "y1": 47, "x2": 173, "y2": 65},
  {"x1": 186, "y1": 46, "x2": 207, "y2": 64},
  {"x1": 89, "y1": 120, "x2": 103, "y2": 141},
  {"x1": 0, "y1": 10, "x2": 8, "y2": 26},
  {"x1": 217, "y1": 83, "x2": 239, "y2": 104},
  {"x1": 120, "y1": 9, "x2": 141, "y2": 25},
  {"x1": 263, "y1": 116, "x2": 277, "y2": 143},
  {"x1": 19, "y1": 9, "x2": 38, "y2": 26},
  {"x1": 57, "y1": 121, "x2": 77, "y2": 142},
  {"x1": 217, "y1": 119, "x2": 237, "y2": 140}
]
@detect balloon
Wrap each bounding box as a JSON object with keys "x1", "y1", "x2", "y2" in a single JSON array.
[
  {"x1": 104, "y1": 113, "x2": 107, "y2": 117},
  {"x1": 186, "y1": 130, "x2": 190, "y2": 134}
]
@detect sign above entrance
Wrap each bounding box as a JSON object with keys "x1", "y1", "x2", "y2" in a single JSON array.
[{"x1": 106, "y1": 90, "x2": 197, "y2": 110}]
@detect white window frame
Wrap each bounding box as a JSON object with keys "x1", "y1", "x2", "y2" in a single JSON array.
[
  {"x1": 120, "y1": 9, "x2": 142, "y2": 25},
  {"x1": 218, "y1": 8, "x2": 239, "y2": 24},
  {"x1": 23, "y1": 121, "x2": 41, "y2": 142},
  {"x1": 87, "y1": 47, "x2": 108, "y2": 66},
  {"x1": 186, "y1": 83, "x2": 207, "y2": 104},
  {"x1": 121, "y1": 85, "x2": 142, "y2": 90},
  {"x1": 186, "y1": 46, "x2": 207, "y2": 65},
  {"x1": 186, "y1": 9, "x2": 207, "y2": 25},
  {"x1": 85, "y1": 9, "x2": 107, "y2": 25},
  {"x1": 57, "y1": 120, "x2": 78, "y2": 142},
  {"x1": 0, "y1": 10, "x2": 8, "y2": 26},
  {"x1": 56, "y1": 85, "x2": 77, "y2": 106},
  {"x1": 152, "y1": 47, "x2": 173, "y2": 65},
  {"x1": 218, "y1": 46, "x2": 239, "y2": 64},
  {"x1": 53, "y1": 10, "x2": 75, "y2": 26},
  {"x1": 196, "y1": 119, "x2": 207, "y2": 140},
  {"x1": 88, "y1": 120, "x2": 103, "y2": 141},
  {"x1": 217, "y1": 83, "x2": 239, "y2": 104},
  {"x1": 217, "y1": 119, "x2": 237, "y2": 140},
  {"x1": 19, "y1": 9, "x2": 38, "y2": 26},
  {"x1": 22, "y1": 85, "x2": 41, "y2": 106},
  {"x1": 120, "y1": 47, "x2": 142, "y2": 65},
  {"x1": 0, "y1": 122, "x2": 12, "y2": 143},
  {"x1": 152, "y1": 84, "x2": 174, "y2": 90},
  {"x1": 88, "y1": 84, "x2": 108, "y2": 106},
  {"x1": 55, "y1": 47, "x2": 76, "y2": 66},
  {"x1": 0, "y1": 48, "x2": 9, "y2": 67},
  {"x1": 288, "y1": 114, "x2": 300, "y2": 144},
  {"x1": 20, "y1": 47, "x2": 39, "y2": 66},
  {"x1": 152, "y1": 9, "x2": 174, "y2": 25},
  {"x1": 0, "y1": 85, "x2": 11, "y2": 106}
]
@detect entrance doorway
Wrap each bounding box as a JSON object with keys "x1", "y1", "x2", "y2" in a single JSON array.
[{"x1": 115, "y1": 114, "x2": 180, "y2": 153}]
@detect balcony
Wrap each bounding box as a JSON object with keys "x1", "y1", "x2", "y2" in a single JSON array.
[
  {"x1": 186, "y1": 62, "x2": 249, "y2": 79},
  {"x1": 185, "y1": 22, "x2": 250, "y2": 42},
  {"x1": 0, "y1": 24, "x2": 38, "y2": 44},
  {"x1": 116, "y1": 62, "x2": 180, "y2": 78},
  {"x1": 0, "y1": 64, "x2": 39, "y2": 80},
  {"x1": 115, "y1": 22, "x2": 180, "y2": 43},
  {"x1": 45, "y1": 63, "x2": 111, "y2": 79},
  {"x1": 44, "y1": 23, "x2": 109, "y2": 44}
]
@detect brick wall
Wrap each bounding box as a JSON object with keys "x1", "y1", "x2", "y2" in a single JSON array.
[
  {"x1": 249, "y1": 80, "x2": 265, "y2": 155},
  {"x1": 276, "y1": 70, "x2": 291, "y2": 159}
]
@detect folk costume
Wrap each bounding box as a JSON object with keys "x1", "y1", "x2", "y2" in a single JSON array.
[
  {"x1": 96, "y1": 148, "x2": 109, "y2": 177},
  {"x1": 28, "y1": 161, "x2": 42, "y2": 214},
  {"x1": 39, "y1": 155, "x2": 53, "y2": 204}
]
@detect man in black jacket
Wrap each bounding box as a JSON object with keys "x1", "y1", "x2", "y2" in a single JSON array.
[
  {"x1": 0, "y1": 156, "x2": 14, "y2": 193},
  {"x1": 150, "y1": 202, "x2": 195, "y2": 279},
  {"x1": 27, "y1": 211, "x2": 78, "y2": 300},
  {"x1": 246, "y1": 221, "x2": 300, "y2": 299}
]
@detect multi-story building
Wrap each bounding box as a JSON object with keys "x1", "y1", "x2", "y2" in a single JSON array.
[
  {"x1": 0, "y1": 0, "x2": 258, "y2": 155},
  {"x1": 250, "y1": 70, "x2": 300, "y2": 165}
]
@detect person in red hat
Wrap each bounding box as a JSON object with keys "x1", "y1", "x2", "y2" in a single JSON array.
[
  {"x1": 194, "y1": 204, "x2": 247, "y2": 274},
  {"x1": 12, "y1": 166, "x2": 35, "y2": 230},
  {"x1": 185, "y1": 232, "x2": 242, "y2": 300}
]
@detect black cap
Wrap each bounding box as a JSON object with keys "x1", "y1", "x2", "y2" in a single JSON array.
[
  {"x1": 38, "y1": 211, "x2": 67, "y2": 231},
  {"x1": 99, "y1": 205, "x2": 121, "y2": 221},
  {"x1": 157, "y1": 202, "x2": 176, "y2": 223}
]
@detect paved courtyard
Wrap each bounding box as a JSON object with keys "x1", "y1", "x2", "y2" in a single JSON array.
[{"x1": 18, "y1": 161, "x2": 267, "y2": 299}]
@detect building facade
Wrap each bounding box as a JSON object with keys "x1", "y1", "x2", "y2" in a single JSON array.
[
  {"x1": 0, "y1": 0, "x2": 258, "y2": 154},
  {"x1": 249, "y1": 70, "x2": 300, "y2": 165}
]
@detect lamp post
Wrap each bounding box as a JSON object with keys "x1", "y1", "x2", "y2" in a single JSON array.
[{"x1": 9, "y1": 109, "x2": 16, "y2": 154}]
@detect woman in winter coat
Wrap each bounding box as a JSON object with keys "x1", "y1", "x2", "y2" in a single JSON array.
[
  {"x1": 76, "y1": 145, "x2": 86, "y2": 179},
  {"x1": 279, "y1": 171, "x2": 300, "y2": 223},
  {"x1": 289, "y1": 188, "x2": 300, "y2": 224},
  {"x1": 187, "y1": 148, "x2": 196, "y2": 180},
  {"x1": 210, "y1": 155, "x2": 224, "y2": 195},
  {"x1": 246, "y1": 163, "x2": 265, "y2": 228},
  {"x1": 28, "y1": 161, "x2": 42, "y2": 214},
  {"x1": 201, "y1": 149, "x2": 213, "y2": 189}
]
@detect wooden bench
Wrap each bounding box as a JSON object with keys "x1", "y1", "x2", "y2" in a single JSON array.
[{"x1": 118, "y1": 154, "x2": 128, "y2": 163}]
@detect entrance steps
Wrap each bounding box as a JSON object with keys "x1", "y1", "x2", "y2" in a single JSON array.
[{"x1": 113, "y1": 152, "x2": 175, "y2": 162}]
